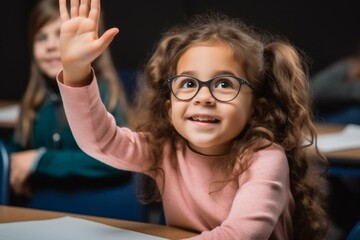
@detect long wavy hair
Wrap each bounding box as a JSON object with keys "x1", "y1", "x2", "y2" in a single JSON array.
[
  {"x1": 14, "y1": 0, "x2": 131, "y2": 147},
  {"x1": 135, "y1": 13, "x2": 328, "y2": 240}
]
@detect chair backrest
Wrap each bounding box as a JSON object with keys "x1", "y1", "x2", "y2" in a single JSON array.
[
  {"x1": 0, "y1": 138, "x2": 10, "y2": 205},
  {"x1": 347, "y1": 220, "x2": 360, "y2": 240}
]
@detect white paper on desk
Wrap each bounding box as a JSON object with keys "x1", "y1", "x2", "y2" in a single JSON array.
[
  {"x1": 0, "y1": 104, "x2": 19, "y2": 122},
  {"x1": 316, "y1": 124, "x2": 360, "y2": 152},
  {"x1": 0, "y1": 216, "x2": 167, "y2": 240}
]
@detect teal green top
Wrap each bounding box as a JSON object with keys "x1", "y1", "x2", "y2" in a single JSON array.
[{"x1": 6, "y1": 79, "x2": 131, "y2": 180}]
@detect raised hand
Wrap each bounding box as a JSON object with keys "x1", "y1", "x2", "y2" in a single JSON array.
[{"x1": 59, "y1": 0, "x2": 119, "y2": 86}]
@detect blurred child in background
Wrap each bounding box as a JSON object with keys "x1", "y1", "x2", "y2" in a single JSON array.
[{"x1": 7, "y1": 0, "x2": 132, "y2": 199}]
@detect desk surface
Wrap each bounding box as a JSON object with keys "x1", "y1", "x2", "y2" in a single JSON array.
[
  {"x1": 314, "y1": 124, "x2": 360, "y2": 166},
  {"x1": 0, "y1": 101, "x2": 19, "y2": 128},
  {"x1": 0, "y1": 205, "x2": 197, "y2": 239}
]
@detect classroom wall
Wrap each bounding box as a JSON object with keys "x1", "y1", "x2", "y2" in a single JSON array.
[{"x1": 1, "y1": 0, "x2": 359, "y2": 100}]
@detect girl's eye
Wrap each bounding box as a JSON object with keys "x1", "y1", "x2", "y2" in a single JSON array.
[
  {"x1": 214, "y1": 78, "x2": 233, "y2": 89},
  {"x1": 179, "y1": 78, "x2": 197, "y2": 88},
  {"x1": 35, "y1": 33, "x2": 47, "y2": 42}
]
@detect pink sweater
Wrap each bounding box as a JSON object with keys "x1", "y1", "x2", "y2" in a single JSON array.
[{"x1": 58, "y1": 73, "x2": 294, "y2": 240}]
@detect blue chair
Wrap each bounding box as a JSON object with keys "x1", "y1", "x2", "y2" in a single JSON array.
[
  {"x1": 347, "y1": 220, "x2": 360, "y2": 240},
  {"x1": 0, "y1": 139, "x2": 10, "y2": 205}
]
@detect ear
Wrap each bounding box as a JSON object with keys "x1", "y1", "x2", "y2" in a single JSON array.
[{"x1": 166, "y1": 99, "x2": 172, "y2": 123}]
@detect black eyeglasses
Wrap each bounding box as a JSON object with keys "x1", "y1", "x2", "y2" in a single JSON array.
[{"x1": 167, "y1": 74, "x2": 253, "y2": 102}]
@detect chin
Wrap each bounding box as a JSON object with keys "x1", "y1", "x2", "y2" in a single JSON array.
[{"x1": 46, "y1": 69, "x2": 62, "y2": 79}]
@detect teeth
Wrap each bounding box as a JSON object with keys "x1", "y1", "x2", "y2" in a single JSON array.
[{"x1": 192, "y1": 116, "x2": 216, "y2": 122}]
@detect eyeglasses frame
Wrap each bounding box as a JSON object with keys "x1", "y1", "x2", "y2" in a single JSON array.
[{"x1": 167, "y1": 74, "x2": 254, "y2": 102}]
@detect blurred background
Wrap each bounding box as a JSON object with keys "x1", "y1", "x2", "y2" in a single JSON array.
[{"x1": 1, "y1": 0, "x2": 359, "y2": 101}]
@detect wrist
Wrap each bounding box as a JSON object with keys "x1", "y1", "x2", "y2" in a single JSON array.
[{"x1": 63, "y1": 65, "x2": 92, "y2": 87}]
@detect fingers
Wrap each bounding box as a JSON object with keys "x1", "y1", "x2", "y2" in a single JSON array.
[
  {"x1": 98, "y1": 28, "x2": 119, "y2": 52},
  {"x1": 70, "y1": 0, "x2": 80, "y2": 18},
  {"x1": 10, "y1": 151, "x2": 36, "y2": 196},
  {"x1": 11, "y1": 175, "x2": 31, "y2": 197},
  {"x1": 59, "y1": 0, "x2": 69, "y2": 21},
  {"x1": 89, "y1": 0, "x2": 100, "y2": 25},
  {"x1": 79, "y1": 0, "x2": 90, "y2": 17},
  {"x1": 10, "y1": 168, "x2": 27, "y2": 196},
  {"x1": 66, "y1": 0, "x2": 100, "y2": 20},
  {"x1": 59, "y1": 0, "x2": 116, "y2": 82}
]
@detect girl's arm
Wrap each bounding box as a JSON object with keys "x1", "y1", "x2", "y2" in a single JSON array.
[
  {"x1": 58, "y1": 0, "x2": 151, "y2": 175},
  {"x1": 58, "y1": 72, "x2": 153, "y2": 174},
  {"x1": 59, "y1": 0, "x2": 118, "y2": 87}
]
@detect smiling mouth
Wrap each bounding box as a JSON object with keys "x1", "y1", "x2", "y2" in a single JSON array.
[{"x1": 190, "y1": 116, "x2": 220, "y2": 123}]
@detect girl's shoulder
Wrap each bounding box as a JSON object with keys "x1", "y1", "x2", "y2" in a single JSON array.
[
  {"x1": 247, "y1": 140, "x2": 287, "y2": 165},
  {"x1": 252, "y1": 138, "x2": 285, "y2": 153}
]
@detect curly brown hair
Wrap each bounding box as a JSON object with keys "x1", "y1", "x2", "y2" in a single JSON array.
[{"x1": 134, "y1": 12, "x2": 328, "y2": 240}]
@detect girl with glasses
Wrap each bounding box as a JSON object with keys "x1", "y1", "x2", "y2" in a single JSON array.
[{"x1": 57, "y1": 0, "x2": 328, "y2": 239}]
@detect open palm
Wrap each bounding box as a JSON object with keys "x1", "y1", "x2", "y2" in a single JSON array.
[{"x1": 59, "y1": 0, "x2": 118, "y2": 83}]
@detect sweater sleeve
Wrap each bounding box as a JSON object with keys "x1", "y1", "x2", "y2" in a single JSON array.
[{"x1": 57, "y1": 70, "x2": 152, "y2": 173}]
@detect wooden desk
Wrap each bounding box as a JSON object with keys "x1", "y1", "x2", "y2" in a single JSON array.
[
  {"x1": 0, "y1": 101, "x2": 19, "y2": 128},
  {"x1": 0, "y1": 101, "x2": 17, "y2": 108},
  {"x1": 314, "y1": 124, "x2": 360, "y2": 167},
  {"x1": 0, "y1": 205, "x2": 197, "y2": 239}
]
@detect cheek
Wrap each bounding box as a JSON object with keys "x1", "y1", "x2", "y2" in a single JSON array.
[
  {"x1": 33, "y1": 44, "x2": 45, "y2": 70},
  {"x1": 241, "y1": 93, "x2": 254, "y2": 119},
  {"x1": 232, "y1": 95, "x2": 254, "y2": 124},
  {"x1": 241, "y1": 107, "x2": 253, "y2": 123},
  {"x1": 33, "y1": 43, "x2": 42, "y2": 59},
  {"x1": 167, "y1": 99, "x2": 188, "y2": 130}
]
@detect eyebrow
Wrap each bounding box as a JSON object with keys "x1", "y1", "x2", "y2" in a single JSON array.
[{"x1": 178, "y1": 70, "x2": 239, "y2": 77}]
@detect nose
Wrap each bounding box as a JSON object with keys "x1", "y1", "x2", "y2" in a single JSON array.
[
  {"x1": 193, "y1": 86, "x2": 215, "y2": 105},
  {"x1": 46, "y1": 35, "x2": 59, "y2": 50}
]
